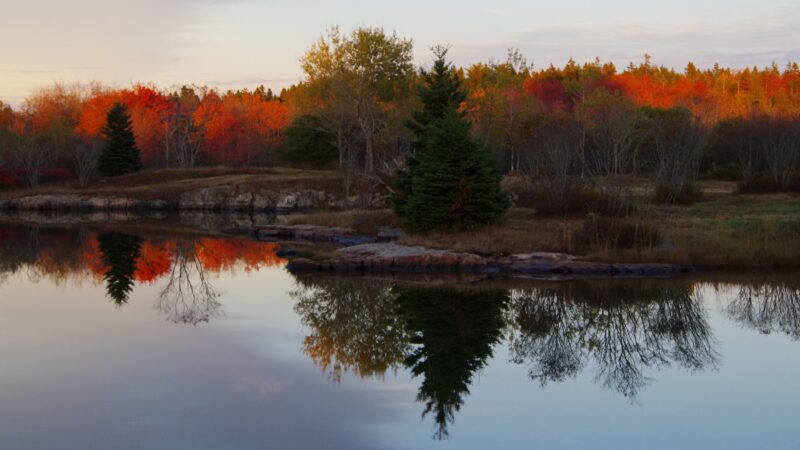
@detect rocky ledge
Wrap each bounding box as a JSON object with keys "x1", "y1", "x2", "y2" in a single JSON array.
[
  {"x1": 0, "y1": 186, "x2": 387, "y2": 212},
  {"x1": 284, "y1": 242, "x2": 693, "y2": 277}
]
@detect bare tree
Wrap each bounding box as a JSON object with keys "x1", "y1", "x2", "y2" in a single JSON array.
[
  {"x1": 578, "y1": 89, "x2": 641, "y2": 176},
  {"x1": 72, "y1": 136, "x2": 100, "y2": 187},
  {"x1": 641, "y1": 107, "x2": 709, "y2": 203},
  {"x1": 761, "y1": 117, "x2": 800, "y2": 190},
  {"x1": 10, "y1": 123, "x2": 50, "y2": 187},
  {"x1": 522, "y1": 115, "x2": 581, "y2": 206}
]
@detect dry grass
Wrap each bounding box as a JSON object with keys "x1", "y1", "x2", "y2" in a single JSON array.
[
  {"x1": 0, "y1": 167, "x2": 343, "y2": 201},
  {"x1": 590, "y1": 191, "x2": 800, "y2": 268},
  {"x1": 398, "y1": 208, "x2": 582, "y2": 256},
  {"x1": 276, "y1": 186, "x2": 800, "y2": 269},
  {"x1": 280, "y1": 209, "x2": 400, "y2": 234}
]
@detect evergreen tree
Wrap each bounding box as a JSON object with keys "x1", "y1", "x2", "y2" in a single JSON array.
[
  {"x1": 394, "y1": 47, "x2": 508, "y2": 232},
  {"x1": 97, "y1": 102, "x2": 142, "y2": 176}
]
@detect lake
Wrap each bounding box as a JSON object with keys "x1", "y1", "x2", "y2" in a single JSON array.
[{"x1": 0, "y1": 223, "x2": 798, "y2": 450}]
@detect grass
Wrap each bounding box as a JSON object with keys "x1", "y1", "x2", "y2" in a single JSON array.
[
  {"x1": 0, "y1": 167, "x2": 343, "y2": 202},
  {"x1": 280, "y1": 209, "x2": 400, "y2": 234},
  {"x1": 282, "y1": 180, "x2": 800, "y2": 269},
  {"x1": 4, "y1": 170, "x2": 798, "y2": 269}
]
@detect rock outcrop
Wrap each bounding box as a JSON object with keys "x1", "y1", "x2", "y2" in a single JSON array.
[
  {"x1": 285, "y1": 242, "x2": 693, "y2": 277},
  {"x1": 0, "y1": 186, "x2": 387, "y2": 212}
]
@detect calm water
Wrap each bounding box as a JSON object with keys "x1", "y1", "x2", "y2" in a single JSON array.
[{"x1": 0, "y1": 224, "x2": 798, "y2": 450}]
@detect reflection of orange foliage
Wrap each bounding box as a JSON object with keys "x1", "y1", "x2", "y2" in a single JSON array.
[
  {"x1": 134, "y1": 240, "x2": 176, "y2": 283},
  {"x1": 83, "y1": 235, "x2": 106, "y2": 280},
  {"x1": 195, "y1": 238, "x2": 285, "y2": 273},
  {"x1": 22, "y1": 233, "x2": 285, "y2": 285}
]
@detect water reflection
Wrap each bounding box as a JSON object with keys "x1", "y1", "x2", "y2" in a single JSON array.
[
  {"x1": 292, "y1": 277, "x2": 728, "y2": 436},
  {"x1": 292, "y1": 277, "x2": 410, "y2": 382},
  {"x1": 506, "y1": 280, "x2": 719, "y2": 399},
  {"x1": 725, "y1": 280, "x2": 800, "y2": 340},
  {"x1": 396, "y1": 286, "x2": 509, "y2": 439},
  {"x1": 2, "y1": 222, "x2": 800, "y2": 444},
  {"x1": 98, "y1": 233, "x2": 143, "y2": 305},
  {"x1": 0, "y1": 224, "x2": 284, "y2": 321},
  {"x1": 155, "y1": 240, "x2": 223, "y2": 325},
  {"x1": 292, "y1": 278, "x2": 509, "y2": 439}
]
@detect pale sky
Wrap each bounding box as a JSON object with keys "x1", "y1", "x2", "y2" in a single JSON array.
[{"x1": 1, "y1": 0, "x2": 798, "y2": 107}]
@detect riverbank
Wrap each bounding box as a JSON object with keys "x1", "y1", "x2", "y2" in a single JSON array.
[
  {"x1": 1, "y1": 172, "x2": 798, "y2": 271},
  {"x1": 266, "y1": 183, "x2": 800, "y2": 271},
  {"x1": 0, "y1": 167, "x2": 387, "y2": 212}
]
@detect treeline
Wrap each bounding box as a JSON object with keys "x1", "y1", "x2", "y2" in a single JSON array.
[{"x1": 1, "y1": 26, "x2": 799, "y2": 196}]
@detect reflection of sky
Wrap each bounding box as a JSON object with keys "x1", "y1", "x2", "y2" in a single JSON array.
[
  {"x1": 1, "y1": 268, "x2": 800, "y2": 449},
  {"x1": 1, "y1": 0, "x2": 798, "y2": 106}
]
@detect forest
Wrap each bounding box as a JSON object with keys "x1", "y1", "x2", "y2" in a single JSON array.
[{"x1": 0, "y1": 26, "x2": 799, "y2": 201}]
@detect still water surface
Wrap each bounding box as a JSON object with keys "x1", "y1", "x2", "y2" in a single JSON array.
[{"x1": 0, "y1": 224, "x2": 798, "y2": 449}]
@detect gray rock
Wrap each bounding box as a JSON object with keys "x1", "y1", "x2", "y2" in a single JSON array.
[{"x1": 377, "y1": 227, "x2": 406, "y2": 241}]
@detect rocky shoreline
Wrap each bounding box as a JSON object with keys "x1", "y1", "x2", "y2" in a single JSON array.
[
  {"x1": 0, "y1": 186, "x2": 387, "y2": 213},
  {"x1": 248, "y1": 224, "x2": 694, "y2": 278}
]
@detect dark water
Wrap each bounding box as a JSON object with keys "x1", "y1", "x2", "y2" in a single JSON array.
[{"x1": 0, "y1": 224, "x2": 798, "y2": 450}]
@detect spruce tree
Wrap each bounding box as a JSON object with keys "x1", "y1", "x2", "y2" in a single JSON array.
[
  {"x1": 97, "y1": 102, "x2": 142, "y2": 176},
  {"x1": 394, "y1": 47, "x2": 508, "y2": 232}
]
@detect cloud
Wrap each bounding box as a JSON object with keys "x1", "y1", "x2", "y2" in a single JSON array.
[{"x1": 452, "y1": 11, "x2": 800, "y2": 69}]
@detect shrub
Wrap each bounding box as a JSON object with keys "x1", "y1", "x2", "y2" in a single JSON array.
[
  {"x1": 278, "y1": 114, "x2": 338, "y2": 168},
  {"x1": 0, "y1": 168, "x2": 21, "y2": 189},
  {"x1": 512, "y1": 183, "x2": 635, "y2": 218},
  {"x1": 576, "y1": 215, "x2": 663, "y2": 251},
  {"x1": 38, "y1": 168, "x2": 73, "y2": 184},
  {"x1": 653, "y1": 182, "x2": 703, "y2": 205},
  {"x1": 738, "y1": 172, "x2": 800, "y2": 194}
]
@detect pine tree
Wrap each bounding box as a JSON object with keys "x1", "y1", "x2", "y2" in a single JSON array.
[
  {"x1": 97, "y1": 102, "x2": 142, "y2": 176},
  {"x1": 394, "y1": 47, "x2": 508, "y2": 232}
]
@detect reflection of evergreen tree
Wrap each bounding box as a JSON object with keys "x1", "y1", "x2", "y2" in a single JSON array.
[
  {"x1": 98, "y1": 232, "x2": 142, "y2": 305},
  {"x1": 395, "y1": 286, "x2": 509, "y2": 439},
  {"x1": 508, "y1": 280, "x2": 718, "y2": 399}
]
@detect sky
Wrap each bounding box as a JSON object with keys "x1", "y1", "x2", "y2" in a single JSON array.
[{"x1": 0, "y1": 0, "x2": 798, "y2": 107}]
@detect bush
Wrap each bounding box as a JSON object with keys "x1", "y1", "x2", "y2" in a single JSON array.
[
  {"x1": 701, "y1": 163, "x2": 742, "y2": 181},
  {"x1": 0, "y1": 168, "x2": 21, "y2": 189},
  {"x1": 513, "y1": 183, "x2": 635, "y2": 218},
  {"x1": 39, "y1": 168, "x2": 73, "y2": 184},
  {"x1": 738, "y1": 172, "x2": 800, "y2": 194},
  {"x1": 576, "y1": 215, "x2": 663, "y2": 251},
  {"x1": 653, "y1": 182, "x2": 703, "y2": 205},
  {"x1": 278, "y1": 115, "x2": 338, "y2": 168}
]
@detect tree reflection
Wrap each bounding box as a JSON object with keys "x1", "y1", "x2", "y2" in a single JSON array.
[
  {"x1": 726, "y1": 281, "x2": 800, "y2": 340},
  {"x1": 97, "y1": 232, "x2": 143, "y2": 305},
  {"x1": 155, "y1": 240, "x2": 222, "y2": 325},
  {"x1": 395, "y1": 286, "x2": 509, "y2": 439},
  {"x1": 291, "y1": 277, "x2": 410, "y2": 382},
  {"x1": 507, "y1": 280, "x2": 718, "y2": 399}
]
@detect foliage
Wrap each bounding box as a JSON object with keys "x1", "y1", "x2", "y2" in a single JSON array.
[{"x1": 278, "y1": 114, "x2": 338, "y2": 167}]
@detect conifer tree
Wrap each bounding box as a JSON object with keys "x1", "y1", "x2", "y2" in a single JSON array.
[
  {"x1": 97, "y1": 102, "x2": 142, "y2": 176},
  {"x1": 394, "y1": 47, "x2": 508, "y2": 232}
]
